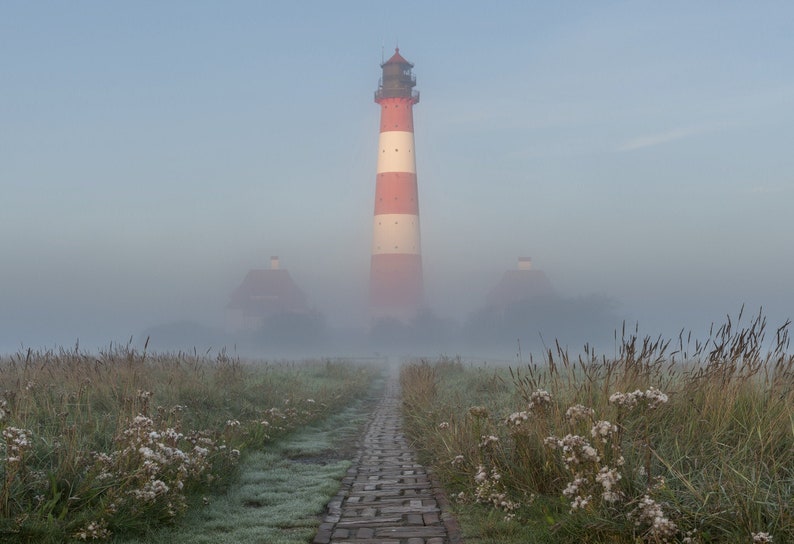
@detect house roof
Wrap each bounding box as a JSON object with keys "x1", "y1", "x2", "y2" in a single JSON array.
[
  {"x1": 227, "y1": 268, "x2": 308, "y2": 315},
  {"x1": 486, "y1": 269, "x2": 555, "y2": 309}
]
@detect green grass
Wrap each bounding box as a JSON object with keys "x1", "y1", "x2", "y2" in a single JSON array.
[
  {"x1": 401, "y1": 312, "x2": 793, "y2": 543},
  {"x1": 113, "y1": 378, "x2": 382, "y2": 544},
  {"x1": 0, "y1": 345, "x2": 378, "y2": 543}
]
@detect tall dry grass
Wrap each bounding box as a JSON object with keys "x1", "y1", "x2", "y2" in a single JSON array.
[
  {"x1": 0, "y1": 343, "x2": 373, "y2": 543},
  {"x1": 401, "y1": 311, "x2": 793, "y2": 543}
]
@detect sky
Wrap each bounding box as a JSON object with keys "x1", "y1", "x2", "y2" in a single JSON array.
[{"x1": 2, "y1": 1, "x2": 793, "y2": 354}]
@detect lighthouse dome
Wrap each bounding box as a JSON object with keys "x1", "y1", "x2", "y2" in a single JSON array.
[{"x1": 382, "y1": 47, "x2": 413, "y2": 67}]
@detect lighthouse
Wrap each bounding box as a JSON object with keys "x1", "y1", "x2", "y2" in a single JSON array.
[{"x1": 370, "y1": 48, "x2": 423, "y2": 320}]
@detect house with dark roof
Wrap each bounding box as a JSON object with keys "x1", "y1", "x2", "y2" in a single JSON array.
[
  {"x1": 225, "y1": 256, "x2": 309, "y2": 334},
  {"x1": 485, "y1": 257, "x2": 555, "y2": 310}
]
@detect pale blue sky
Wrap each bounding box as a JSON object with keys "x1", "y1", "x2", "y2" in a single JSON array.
[{"x1": 2, "y1": 1, "x2": 793, "y2": 352}]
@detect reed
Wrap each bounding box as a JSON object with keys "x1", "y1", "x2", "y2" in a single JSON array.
[{"x1": 401, "y1": 311, "x2": 793, "y2": 543}]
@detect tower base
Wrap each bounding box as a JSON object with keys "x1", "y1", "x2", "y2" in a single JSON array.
[{"x1": 370, "y1": 253, "x2": 423, "y2": 321}]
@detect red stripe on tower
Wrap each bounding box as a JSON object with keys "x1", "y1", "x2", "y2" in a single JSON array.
[{"x1": 370, "y1": 48, "x2": 423, "y2": 320}]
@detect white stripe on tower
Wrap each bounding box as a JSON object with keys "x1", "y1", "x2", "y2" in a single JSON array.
[
  {"x1": 370, "y1": 48, "x2": 423, "y2": 319},
  {"x1": 376, "y1": 132, "x2": 416, "y2": 174}
]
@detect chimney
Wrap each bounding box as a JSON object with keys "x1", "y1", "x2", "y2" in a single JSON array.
[
  {"x1": 270, "y1": 256, "x2": 280, "y2": 270},
  {"x1": 518, "y1": 257, "x2": 532, "y2": 271}
]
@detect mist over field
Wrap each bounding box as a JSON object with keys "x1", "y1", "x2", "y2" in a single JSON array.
[{"x1": 2, "y1": 3, "x2": 792, "y2": 358}]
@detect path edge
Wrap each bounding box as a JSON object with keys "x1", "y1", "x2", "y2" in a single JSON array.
[
  {"x1": 428, "y1": 467, "x2": 465, "y2": 544},
  {"x1": 312, "y1": 403, "x2": 368, "y2": 544},
  {"x1": 312, "y1": 459, "x2": 359, "y2": 544}
]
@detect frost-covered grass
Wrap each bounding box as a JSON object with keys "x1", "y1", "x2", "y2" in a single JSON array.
[
  {"x1": 113, "y1": 378, "x2": 381, "y2": 544},
  {"x1": 0, "y1": 345, "x2": 377, "y2": 542},
  {"x1": 115, "y1": 452, "x2": 348, "y2": 544},
  {"x1": 401, "y1": 312, "x2": 793, "y2": 543}
]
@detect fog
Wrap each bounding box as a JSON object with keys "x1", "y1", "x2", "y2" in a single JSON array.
[{"x1": 2, "y1": 3, "x2": 793, "y2": 358}]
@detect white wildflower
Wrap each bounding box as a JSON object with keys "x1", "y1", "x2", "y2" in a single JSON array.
[
  {"x1": 570, "y1": 494, "x2": 592, "y2": 511},
  {"x1": 544, "y1": 436, "x2": 560, "y2": 449},
  {"x1": 73, "y1": 519, "x2": 111, "y2": 540},
  {"x1": 130, "y1": 479, "x2": 170, "y2": 503},
  {"x1": 505, "y1": 411, "x2": 529, "y2": 426},
  {"x1": 609, "y1": 390, "x2": 643, "y2": 409},
  {"x1": 644, "y1": 386, "x2": 669, "y2": 409},
  {"x1": 528, "y1": 389, "x2": 552, "y2": 409},
  {"x1": 562, "y1": 476, "x2": 587, "y2": 498},
  {"x1": 595, "y1": 467, "x2": 622, "y2": 502},
  {"x1": 474, "y1": 465, "x2": 488, "y2": 484},
  {"x1": 609, "y1": 388, "x2": 669, "y2": 410},
  {"x1": 479, "y1": 434, "x2": 500, "y2": 448},
  {"x1": 557, "y1": 434, "x2": 598, "y2": 467},
  {"x1": 630, "y1": 495, "x2": 678, "y2": 542},
  {"x1": 590, "y1": 420, "x2": 618, "y2": 442},
  {"x1": 581, "y1": 445, "x2": 600, "y2": 462},
  {"x1": 131, "y1": 415, "x2": 153, "y2": 427},
  {"x1": 2, "y1": 427, "x2": 33, "y2": 465},
  {"x1": 565, "y1": 404, "x2": 594, "y2": 423}
]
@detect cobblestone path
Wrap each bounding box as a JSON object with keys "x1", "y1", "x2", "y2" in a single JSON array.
[{"x1": 313, "y1": 370, "x2": 462, "y2": 544}]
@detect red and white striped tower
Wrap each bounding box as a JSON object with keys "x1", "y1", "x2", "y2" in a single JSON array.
[{"x1": 370, "y1": 48, "x2": 423, "y2": 320}]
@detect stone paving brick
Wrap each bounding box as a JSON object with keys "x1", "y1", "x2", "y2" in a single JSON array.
[{"x1": 313, "y1": 368, "x2": 462, "y2": 544}]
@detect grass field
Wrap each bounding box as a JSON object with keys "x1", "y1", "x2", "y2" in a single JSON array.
[
  {"x1": 3, "y1": 311, "x2": 791, "y2": 544},
  {"x1": 401, "y1": 312, "x2": 793, "y2": 543},
  {"x1": 113, "y1": 374, "x2": 384, "y2": 544},
  {"x1": 0, "y1": 344, "x2": 377, "y2": 543}
]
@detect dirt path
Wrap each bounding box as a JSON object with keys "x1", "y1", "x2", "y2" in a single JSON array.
[{"x1": 313, "y1": 369, "x2": 462, "y2": 544}]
